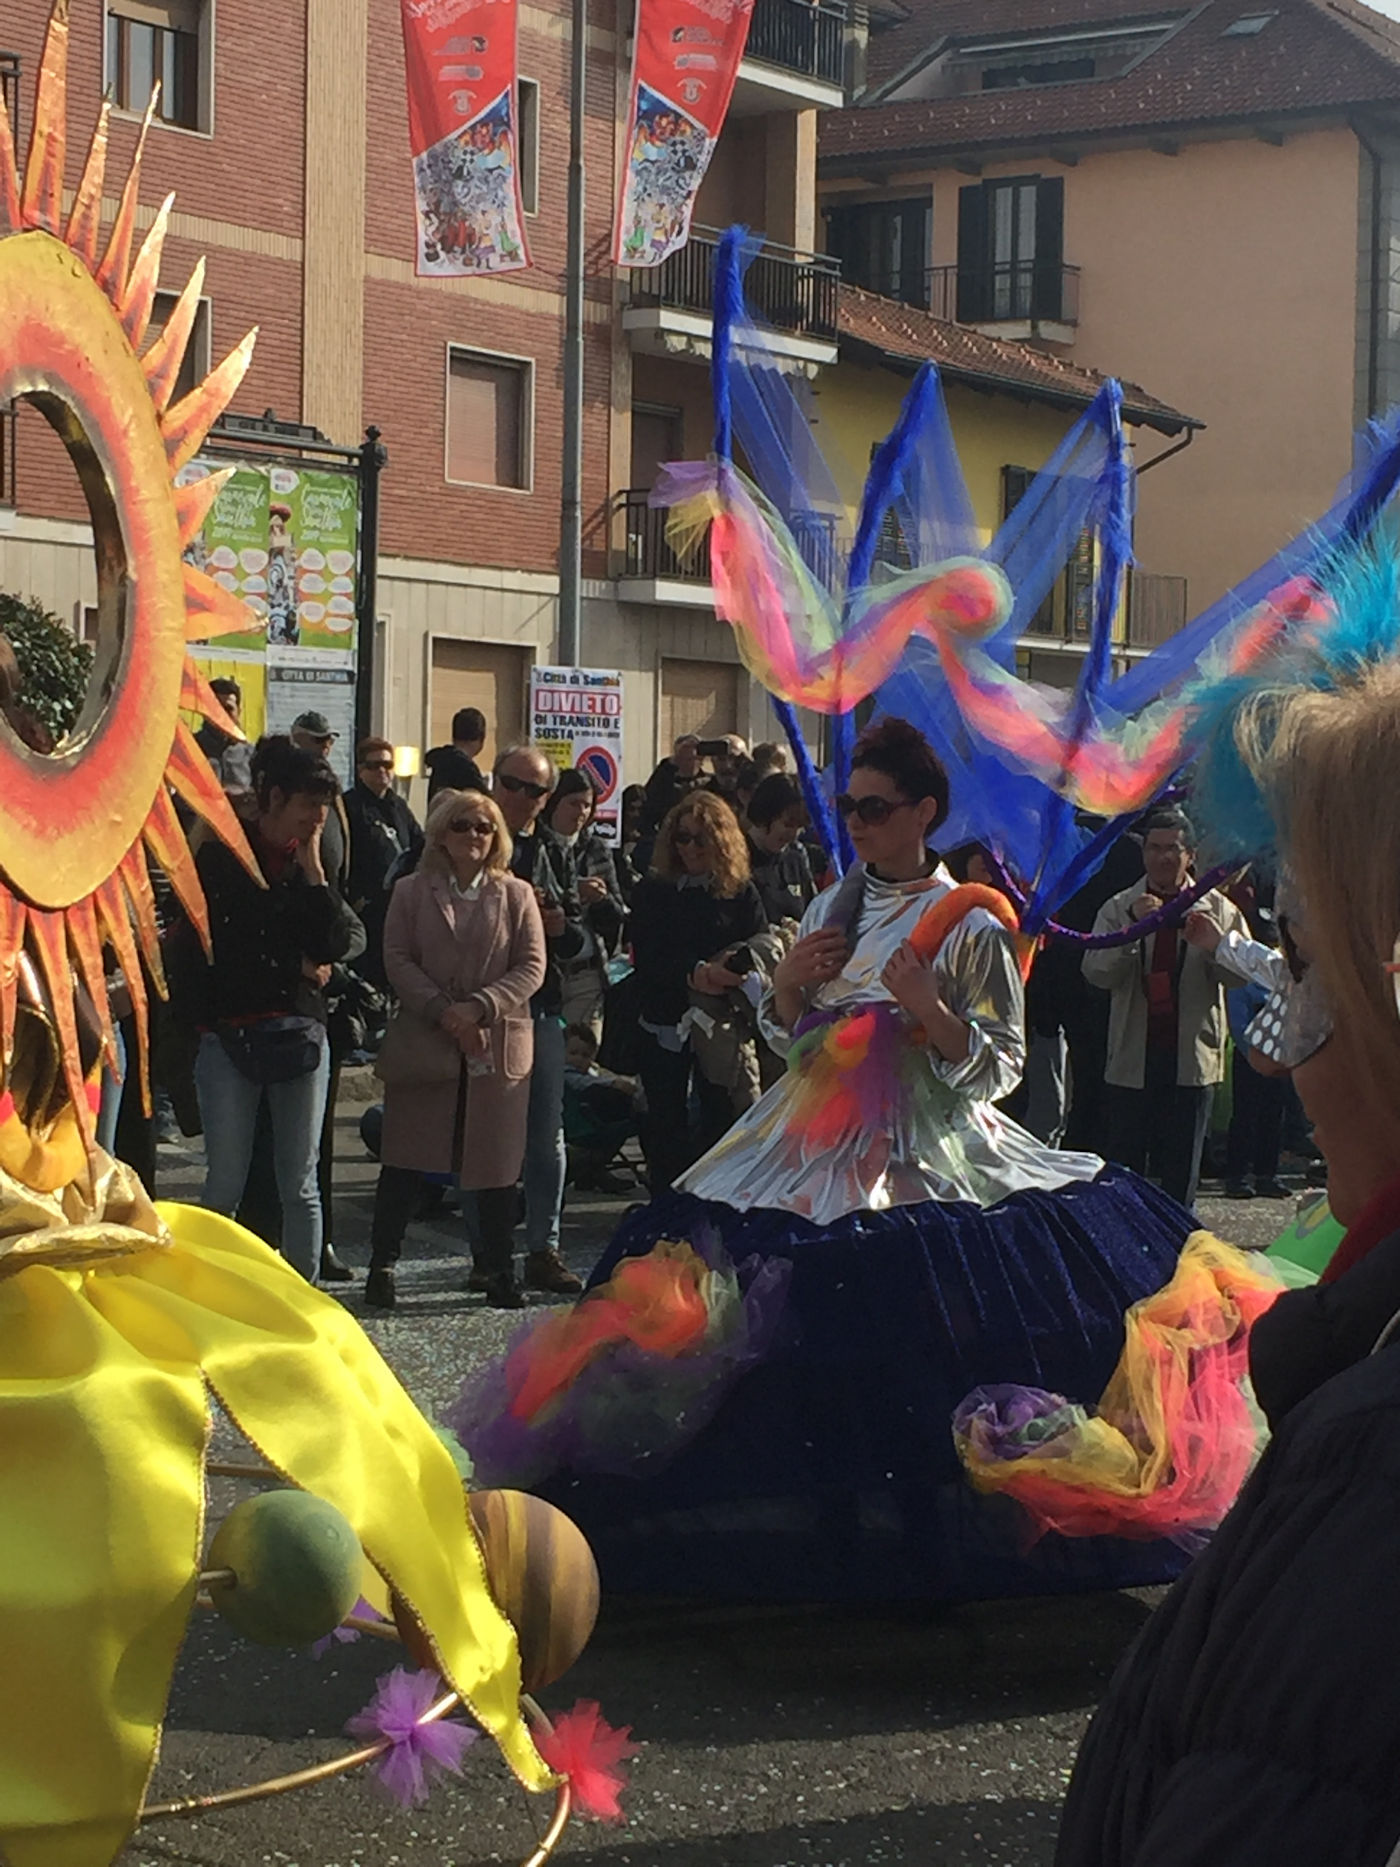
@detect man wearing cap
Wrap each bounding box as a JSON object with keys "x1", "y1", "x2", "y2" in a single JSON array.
[{"x1": 291, "y1": 712, "x2": 350, "y2": 895}]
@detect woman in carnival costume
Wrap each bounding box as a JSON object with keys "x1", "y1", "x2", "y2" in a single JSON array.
[{"x1": 455, "y1": 710, "x2": 1198, "y2": 1603}]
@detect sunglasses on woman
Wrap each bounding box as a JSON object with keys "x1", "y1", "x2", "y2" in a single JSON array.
[
  {"x1": 836, "y1": 793, "x2": 915, "y2": 826},
  {"x1": 674, "y1": 829, "x2": 709, "y2": 848},
  {"x1": 448, "y1": 817, "x2": 496, "y2": 836},
  {"x1": 497, "y1": 772, "x2": 550, "y2": 800},
  {"x1": 361, "y1": 758, "x2": 393, "y2": 771}
]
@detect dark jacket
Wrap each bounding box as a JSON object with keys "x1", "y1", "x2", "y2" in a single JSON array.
[
  {"x1": 174, "y1": 837, "x2": 364, "y2": 1029},
  {"x1": 1056, "y1": 1231, "x2": 1400, "y2": 1867},
  {"x1": 345, "y1": 782, "x2": 424, "y2": 912},
  {"x1": 642, "y1": 759, "x2": 713, "y2": 836},
  {"x1": 629, "y1": 875, "x2": 767, "y2": 1027},
  {"x1": 746, "y1": 834, "x2": 817, "y2": 927},
  {"x1": 510, "y1": 825, "x2": 585, "y2": 1017},
  {"x1": 550, "y1": 826, "x2": 627, "y2": 956},
  {"x1": 424, "y1": 744, "x2": 488, "y2": 799}
]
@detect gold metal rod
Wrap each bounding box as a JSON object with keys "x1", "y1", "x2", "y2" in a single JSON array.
[{"x1": 197, "y1": 1568, "x2": 235, "y2": 1588}]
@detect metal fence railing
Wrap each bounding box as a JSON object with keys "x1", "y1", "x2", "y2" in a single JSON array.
[
  {"x1": 744, "y1": 0, "x2": 846, "y2": 86},
  {"x1": 928, "y1": 261, "x2": 1080, "y2": 327},
  {"x1": 629, "y1": 226, "x2": 841, "y2": 342}
]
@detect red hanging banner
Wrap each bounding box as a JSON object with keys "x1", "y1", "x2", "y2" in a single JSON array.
[
  {"x1": 400, "y1": 0, "x2": 531, "y2": 275},
  {"x1": 613, "y1": 0, "x2": 755, "y2": 267}
]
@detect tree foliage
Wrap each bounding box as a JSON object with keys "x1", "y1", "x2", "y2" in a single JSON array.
[{"x1": 0, "y1": 591, "x2": 94, "y2": 741}]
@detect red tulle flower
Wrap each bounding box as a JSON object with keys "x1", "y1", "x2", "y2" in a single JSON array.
[{"x1": 534, "y1": 1700, "x2": 638, "y2": 1822}]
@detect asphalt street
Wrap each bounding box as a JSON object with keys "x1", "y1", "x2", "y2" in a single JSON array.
[{"x1": 127, "y1": 1082, "x2": 1297, "y2": 1867}]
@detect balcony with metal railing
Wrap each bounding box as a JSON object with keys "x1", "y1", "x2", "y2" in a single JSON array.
[
  {"x1": 624, "y1": 227, "x2": 841, "y2": 364},
  {"x1": 927, "y1": 261, "x2": 1080, "y2": 337},
  {"x1": 618, "y1": 487, "x2": 842, "y2": 602},
  {"x1": 743, "y1": 0, "x2": 846, "y2": 87}
]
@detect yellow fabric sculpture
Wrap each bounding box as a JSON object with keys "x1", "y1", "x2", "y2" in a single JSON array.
[{"x1": 0, "y1": 1162, "x2": 556, "y2": 1867}]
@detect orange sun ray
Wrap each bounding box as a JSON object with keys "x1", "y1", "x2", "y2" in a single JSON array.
[
  {"x1": 143, "y1": 258, "x2": 207, "y2": 415},
  {"x1": 116, "y1": 847, "x2": 166, "y2": 999},
  {"x1": 64, "y1": 94, "x2": 109, "y2": 269},
  {"x1": 118, "y1": 190, "x2": 173, "y2": 349},
  {"x1": 172, "y1": 462, "x2": 232, "y2": 549},
  {"x1": 141, "y1": 786, "x2": 211, "y2": 954},
  {"x1": 166, "y1": 722, "x2": 261, "y2": 883},
  {"x1": 163, "y1": 328, "x2": 258, "y2": 471},
  {"x1": 95, "y1": 874, "x2": 152, "y2": 1113},
  {"x1": 0, "y1": 893, "x2": 25, "y2": 1066},
  {"x1": 64, "y1": 895, "x2": 115, "y2": 1071},
  {"x1": 183, "y1": 560, "x2": 263, "y2": 640},
  {"x1": 94, "y1": 87, "x2": 157, "y2": 306},
  {"x1": 26, "y1": 908, "x2": 92, "y2": 1145},
  {"x1": 180, "y1": 658, "x2": 243, "y2": 735},
  {"x1": 0, "y1": 75, "x2": 21, "y2": 234},
  {"x1": 20, "y1": 0, "x2": 68, "y2": 234}
]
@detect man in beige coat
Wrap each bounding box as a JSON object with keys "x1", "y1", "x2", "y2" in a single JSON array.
[{"x1": 1083, "y1": 808, "x2": 1246, "y2": 1209}]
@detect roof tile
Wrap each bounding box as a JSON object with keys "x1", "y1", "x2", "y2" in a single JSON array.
[{"x1": 836, "y1": 281, "x2": 1197, "y2": 434}]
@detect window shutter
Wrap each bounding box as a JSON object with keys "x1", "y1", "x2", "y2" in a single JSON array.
[
  {"x1": 1033, "y1": 176, "x2": 1064, "y2": 320},
  {"x1": 956, "y1": 184, "x2": 988, "y2": 322}
]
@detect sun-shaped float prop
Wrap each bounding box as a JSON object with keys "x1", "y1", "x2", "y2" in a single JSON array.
[
  {"x1": 0, "y1": 1, "x2": 262, "y2": 1164},
  {"x1": 0, "y1": 15, "x2": 626, "y2": 1867}
]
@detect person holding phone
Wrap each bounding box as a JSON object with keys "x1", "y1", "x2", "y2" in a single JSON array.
[
  {"x1": 628, "y1": 790, "x2": 767, "y2": 1190},
  {"x1": 173, "y1": 736, "x2": 364, "y2": 1284}
]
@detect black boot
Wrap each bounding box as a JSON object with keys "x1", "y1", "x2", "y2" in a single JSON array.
[{"x1": 364, "y1": 1266, "x2": 396, "y2": 1311}]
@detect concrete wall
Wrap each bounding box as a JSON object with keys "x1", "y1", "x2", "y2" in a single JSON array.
[{"x1": 909, "y1": 128, "x2": 1363, "y2": 612}]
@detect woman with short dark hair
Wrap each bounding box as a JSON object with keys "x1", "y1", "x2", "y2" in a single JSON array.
[
  {"x1": 745, "y1": 772, "x2": 817, "y2": 926},
  {"x1": 540, "y1": 768, "x2": 626, "y2": 1033},
  {"x1": 176, "y1": 736, "x2": 364, "y2": 1282}
]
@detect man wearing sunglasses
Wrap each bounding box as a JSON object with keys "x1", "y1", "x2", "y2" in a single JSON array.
[
  {"x1": 345, "y1": 736, "x2": 424, "y2": 991},
  {"x1": 472, "y1": 743, "x2": 584, "y2": 1296}
]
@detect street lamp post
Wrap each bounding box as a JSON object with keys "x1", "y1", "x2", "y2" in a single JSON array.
[{"x1": 557, "y1": 0, "x2": 587, "y2": 667}]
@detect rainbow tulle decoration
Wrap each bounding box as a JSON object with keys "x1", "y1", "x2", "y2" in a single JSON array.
[
  {"x1": 447, "y1": 1234, "x2": 791, "y2": 1490},
  {"x1": 653, "y1": 225, "x2": 1400, "y2": 929},
  {"x1": 952, "y1": 1232, "x2": 1283, "y2": 1548}
]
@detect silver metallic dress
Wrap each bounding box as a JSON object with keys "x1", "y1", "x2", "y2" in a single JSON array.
[{"x1": 680, "y1": 866, "x2": 1102, "y2": 1225}]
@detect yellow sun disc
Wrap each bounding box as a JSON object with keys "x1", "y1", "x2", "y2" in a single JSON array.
[{"x1": 0, "y1": 230, "x2": 187, "y2": 909}]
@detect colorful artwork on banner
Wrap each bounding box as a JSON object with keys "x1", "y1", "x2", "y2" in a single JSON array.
[
  {"x1": 401, "y1": 0, "x2": 530, "y2": 277},
  {"x1": 180, "y1": 459, "x2": 360, "y2": 659},
  {"x1": 529, "y1": 666, "x2": 625, "y2": 843},
  {"x1": 614, "y1": 0, "x2": 754, "y2": 267}
]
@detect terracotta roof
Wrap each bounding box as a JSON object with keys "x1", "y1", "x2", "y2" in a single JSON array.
[
  {"x1": 837, "y1": 281, "x2": 1199, "y2": 435},
  {"x1": 824, "y1": 0, "x2": 1400, "y2": 168}
]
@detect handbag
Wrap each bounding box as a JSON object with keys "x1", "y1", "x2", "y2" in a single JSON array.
[
  {"x1": 373, "y1": 1003, "x2": 463, "y2": 1087},
  {"x1": 217, "y1": 1016, "x2": 323, "y2": 1086}
]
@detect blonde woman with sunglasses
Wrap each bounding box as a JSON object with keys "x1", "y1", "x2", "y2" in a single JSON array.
[{"x1": 366, "y1": 789, "x2": 545, "y2": 1311}]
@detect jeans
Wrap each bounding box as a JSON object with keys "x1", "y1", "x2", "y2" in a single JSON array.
[
  {"x1": 97, "y1": 1024, "x2": 126, "y2": 1154},
  {"x1": 523, "y1": 1012, "x2": 567, "y2": 1254},
  {"x1": 1225, "y1": 1048, "x2": 1285, "y2": 1182},
  {"x1": 464, "y1": 1010, "x2": 567, "y2": 1259},
  {"x1": 194, "y1": 1029, "x2": 330, "y2": 1282}
]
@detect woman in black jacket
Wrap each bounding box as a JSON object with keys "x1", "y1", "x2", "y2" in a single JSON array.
[
  {"x1": 540, "y1": 768, "x2": 627, "y2": 1033},
  {"x1": 180, "y1": 737, "x2": 363, "y2": 1283},
  {"x1": 628, "y1": 790, "x2": 766, "y2": 1191}
]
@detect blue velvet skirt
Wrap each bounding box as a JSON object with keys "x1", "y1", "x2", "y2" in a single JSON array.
[{"x1": 540, "y1": 1167, "x2": 1197, "y2": 1602}]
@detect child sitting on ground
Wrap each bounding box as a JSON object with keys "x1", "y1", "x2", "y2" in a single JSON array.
[{"x1": 563, "y1": 1024, "x2": 645, "y2": 1195}]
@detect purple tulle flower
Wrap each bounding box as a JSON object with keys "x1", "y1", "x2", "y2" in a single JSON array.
[
  {"x1": 311, "y1": 1596, "x2": 382, "y2": 1658},
  {"x1": 345, "y1": 1666, "x2": 478, "y2": 1807}
]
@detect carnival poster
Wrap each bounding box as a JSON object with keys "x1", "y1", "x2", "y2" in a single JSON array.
[
  {"x1": 400, "y1": 0, "x2": 531, "y2": 276},
  {"x1": 613, "y1": 0, "x2": 755, "y2": 268},
  {"x1": 529, "y1": 666, "x2": 625, "y2": 843}
]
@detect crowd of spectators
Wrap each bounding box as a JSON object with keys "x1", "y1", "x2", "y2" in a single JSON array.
[{"x1": 102, "y1": 711, "x2": 1321, "y2": 1312}]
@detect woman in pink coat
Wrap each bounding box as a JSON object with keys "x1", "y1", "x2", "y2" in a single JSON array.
[{"x1": 366, "y1": 788, "x2": 546, "y2": 1310}]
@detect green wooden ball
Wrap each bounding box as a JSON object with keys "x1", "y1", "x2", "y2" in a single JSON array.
[{"x1": 206, "y1": 1490, "x2": 363, "y2": 1647}]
